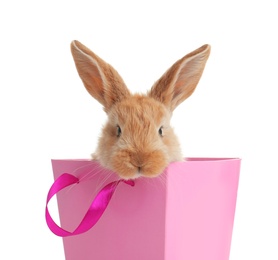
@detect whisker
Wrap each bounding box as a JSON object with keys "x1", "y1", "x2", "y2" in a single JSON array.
[{"x1": 72, "y1": 160, "x2": 95, "y2": 175}]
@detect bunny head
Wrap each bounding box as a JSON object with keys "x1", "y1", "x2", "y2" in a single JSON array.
[{"x1": 71, "y1": 40, "x2": 210, "y2": 180}]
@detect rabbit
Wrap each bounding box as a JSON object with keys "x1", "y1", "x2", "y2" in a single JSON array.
[{"x1": 71, "y1": 40, "x2": 210, "y2": 180}]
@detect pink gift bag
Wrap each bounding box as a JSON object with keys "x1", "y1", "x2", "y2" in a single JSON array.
[{"x1": 48, "y1": 158, "x2": 240, "y2": 260}]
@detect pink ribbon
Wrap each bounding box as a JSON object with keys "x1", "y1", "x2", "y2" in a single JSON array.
[{"x1": 45, "y1": 173, "x2": 135, "y2": 237}]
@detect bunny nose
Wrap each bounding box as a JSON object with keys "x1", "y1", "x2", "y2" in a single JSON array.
[{"x1": 130, "y1": 152, "x2": 145, "y2": 173}]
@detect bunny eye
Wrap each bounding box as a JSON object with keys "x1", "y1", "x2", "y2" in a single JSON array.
[
  {"x1": 116, "y1": 125, "x2": 122, "y2": 137},
  {"x1": 158, "y1": 126, "x2": 163, "y2": 137}
]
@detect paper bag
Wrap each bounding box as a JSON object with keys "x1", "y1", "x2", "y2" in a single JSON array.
[{"x1": 50, "y1": 158, "x2": 240, "y2": 260}]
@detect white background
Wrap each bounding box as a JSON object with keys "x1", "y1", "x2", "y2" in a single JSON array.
[{"x1": 0, "y1": 0, "x2": 277, "y2": 259}]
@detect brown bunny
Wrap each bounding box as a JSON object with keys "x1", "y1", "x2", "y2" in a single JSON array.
[{"x1": 71, "y1": 41, "x2": 210, "y2": 179}]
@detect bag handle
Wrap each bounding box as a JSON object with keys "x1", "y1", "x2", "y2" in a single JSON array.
[{"x1": 45, "y1": 173, "x2": 135, "y2": 237}]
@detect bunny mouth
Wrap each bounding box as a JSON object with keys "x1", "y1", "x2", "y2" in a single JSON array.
[
  {"x1": 130, "y1": 171, "x2": 142, "y2": 180},
  {"x1": 110, "y1": 149, "x2": 169, "y2": 180},
  {"x1": 114, "y1": 161, "x2": 167, "y2": 180}
]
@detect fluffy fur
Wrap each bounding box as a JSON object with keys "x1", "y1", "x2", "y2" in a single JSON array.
[{"x1": 71, "y1": 40, "x2": 210, "y2": 179}]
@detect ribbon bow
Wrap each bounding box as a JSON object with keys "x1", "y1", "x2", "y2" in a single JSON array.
[{"x1": 45, "y1": 173, "x2": 135, "y2": 237}]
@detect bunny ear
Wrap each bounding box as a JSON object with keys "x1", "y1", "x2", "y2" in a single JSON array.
[
  {"x1": 148, "y1": 44, "x2": 211, "y2": 111},
  {"x1": 71, "y1": 40, "x2": 131, "y2": 111}
]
